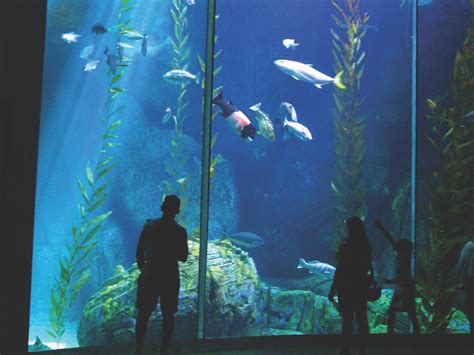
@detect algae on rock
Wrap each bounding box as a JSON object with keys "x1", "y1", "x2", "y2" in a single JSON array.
[{"x1": 78, "y1": 240, "x2": 260, "y2": 345}]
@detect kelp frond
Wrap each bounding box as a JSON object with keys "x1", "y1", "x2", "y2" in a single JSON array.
[
  {"x1": 331, "y1": 0, "x2": 370, "y2": 250},
  {"x1": 418, "y1": 15, "x2": 474, "y2": 333},
  {"x1": 48, "y1": 0, "x2": 138, "y2": 343}
]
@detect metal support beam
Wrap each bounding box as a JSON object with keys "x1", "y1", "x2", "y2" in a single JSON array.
[
  {"x1": 410, "y1": 0, "x2": 418, "y2": 334},
  {"x1": 197, "y1": 0, "x2": 216, "y2": 340}
]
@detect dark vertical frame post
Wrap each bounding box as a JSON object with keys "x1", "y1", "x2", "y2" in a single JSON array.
[
  {"x1": 0, "y1": 1, "x2": 46, "y2": 352},
  {"x1": 410, "y1": 0, "x2": 418, "y2": 332},
  {"x1": 197, "y1": 0, "x2": 216, "y2": 339}
]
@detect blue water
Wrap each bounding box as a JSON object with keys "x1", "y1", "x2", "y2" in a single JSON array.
[{"x1": 29, "y1": 0, "x2": 471, "y2": 349}]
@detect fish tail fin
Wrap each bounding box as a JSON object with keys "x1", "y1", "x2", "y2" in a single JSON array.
[
  {"x1": 333, "y1": 71, "x2": 346, "y2": 89},
  {"x1": 212, "y1": 90, "x2": 223, "y2": 104},
  {"x1": 249, "y1": 102, "x2": 261, "y2": 111},
  {"x1": 297, "y1": 258, "x2": 306, "y2": 269},
  {"x1": 195, "y1": 71, "x2": 201, "y2": 85}
]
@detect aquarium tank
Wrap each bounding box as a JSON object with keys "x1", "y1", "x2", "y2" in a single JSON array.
[{"x1": 28, "y1": 0, "x2": 472, "y2": 351}]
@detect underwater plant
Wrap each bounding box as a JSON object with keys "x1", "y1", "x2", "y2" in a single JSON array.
[
  {"x1": 161, "y1": 0, "x2": 195, "y2": 228},
  {"x1": 417, "y1": 22, "x2": 474, "y2": 333},
  {"x1": 330, "y1": 0, "x2": 369, "y2": 249},
  {"x1": 197, "y1": 14, "x2": 224, "y2": 180},
  {"x1": 48, "y1": 0, "x2": 140, "y2": 344}
]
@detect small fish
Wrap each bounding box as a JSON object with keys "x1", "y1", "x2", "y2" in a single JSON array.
[
  {"x1": 92, "y1": 23, "x2": 107, "y2": 34},
  {"x1": 163, "y1": 69, "x2": 200, "y2": 85},
  {"x1": 282, "y1": 38, "x2": 299, "y2": 50},
  {"x1": 162, "y1": 107, "x2": 173, "y2": 123},
  {"x1": 117, "y1": 42, "x2": 134, "y2": 49},
  {"x1": 297, "y1": 258, "x2": 335, "y2": 275},
  {"x1": 279, "y1": 102, "x2": 298, "y2": 123},
  {"x1": 274, "y1": 59, "x2": 346, "y2": 89},
  {"x1": 141, "y1": 34, "x2": 148, "y2": 57},
  {"x1": 249, "y1": 103, "x2": 275, "y2": 142},
  {"x1": 460, "y1": 111, "x2": 474, "y2": 128},
  {"x1": 123, "y1": 30, "x2": 145, "y2": 40},
  {"x1": 61, "y1": 32, "x2": 81, "y2": 43},
  {"x1": 104, "y1": 47, "x2": 117, "y2": 74},
  {"x1": 223, "y1": 232, "x2": 264, "y2": 248},
  {"x1": 185, "y1": 0, "x2": 196, "y2": 5},
  {"x1": 83, "y1": 59, "x2": 100, "y2": 72},
  {"x1": 282, "y1": 119, "x2": 312, "y2": 141},
  {"x1": 177, "y1": 176, "x2": 189, "y2": 184},
  {"x1": 80, "y1": 44, "x2": 95, "y2": 59}
]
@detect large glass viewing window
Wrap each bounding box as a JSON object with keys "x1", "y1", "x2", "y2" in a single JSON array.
[{"x1": 28, "y1": 0, "x2": 472, "y2": 351}]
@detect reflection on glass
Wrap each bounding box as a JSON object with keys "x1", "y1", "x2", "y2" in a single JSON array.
[{"x1": 29, "y1": 0, "x2": 206, "y2": 350}]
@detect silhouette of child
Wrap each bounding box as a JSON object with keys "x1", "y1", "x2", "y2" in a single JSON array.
[{"x1": 373, "y1": 219, "x2": 420, "y2": 334}]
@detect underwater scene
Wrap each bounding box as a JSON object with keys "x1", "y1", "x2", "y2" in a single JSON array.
[{"x1": 29, "y1": 0, "x2": 473, "y2": 351}]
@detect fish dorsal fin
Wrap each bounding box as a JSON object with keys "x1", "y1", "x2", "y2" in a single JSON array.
[
  {"x1": 229, "y1": 99, "x2": 234, "y2": 105},
  {"x1": 314, "y1": 84, "x2": 323, "y2": 89},
  {"x1": 306, "y1": 63, "x2": 313, "y2": 67}
]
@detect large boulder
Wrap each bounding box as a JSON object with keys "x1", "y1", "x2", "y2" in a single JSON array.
[
  {"x1": 259, "y1": 286, "x2": 341, "y2": 334},
  {"x1": 114, "y1": 120, "x2": 238, "y2": 239},
  {"x1": 77, "y1": 239, "x2": 260, "y2": 346}
]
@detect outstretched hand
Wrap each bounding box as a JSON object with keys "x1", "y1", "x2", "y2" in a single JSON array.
[{"x1": 373, "y1": 218, "x2": 383, "y2": 229}]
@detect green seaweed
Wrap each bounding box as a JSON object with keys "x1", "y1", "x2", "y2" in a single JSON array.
[
  {"x1": 418, "y1": 22, "x2": 474, "y2": 333},
  {"x1": 48, "y1": 0, "x2": 139, "y2": 344},
  {"x1": 161, "y1": 0, "x2": 194, "y2": 228},
  {"x1": 330, "y1": 0, "x2": 370, "y2": 250},
  {"x1": 198, "y1": 14, "x2": 224, "y2": 180}
]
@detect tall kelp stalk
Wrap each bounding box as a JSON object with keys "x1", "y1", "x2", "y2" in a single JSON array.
[
  {"x1": 418, "y1": 24, "x2": 474, "y2": 333},
  {"x1": 48, "y1": 0, "x2": 139, "y2": 344},
  {"x1": 198, "y1": 14, "x2": 224, "y2": 181},
  {"x1": 330, "y1": 0, "x2": 369, "y2": 250},
  {"x1": 162, "y1": 0, "x2": 193, "y2": 227}
]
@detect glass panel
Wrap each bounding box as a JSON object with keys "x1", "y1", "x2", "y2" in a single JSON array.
[
  {"x1": 205, "y1": 0, "x2": 414, "y2": 338},
  {"x1": 415, "y1": 0, "x2": 473, "y2": 334},
  {"x1": 29, "y1": 0, "x2": 208, "y2": 350}
]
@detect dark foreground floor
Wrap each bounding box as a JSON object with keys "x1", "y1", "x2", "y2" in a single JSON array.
[{"x1": 38, "y1": 335, "x2": 473, "y2": 355}]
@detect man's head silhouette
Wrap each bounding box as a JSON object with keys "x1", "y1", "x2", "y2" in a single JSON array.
[{"x1": 161, "y1": 195, "x2": 180, "y2": 216}]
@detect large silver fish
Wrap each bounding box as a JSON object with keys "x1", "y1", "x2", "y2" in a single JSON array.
[
  {"x1": 163, "y1": 69, "x2": 200, "y2": 85},
  {"x1": 279, "y1": 102, "x2": 298, "y2": 123},
  {"x1": 249, "y1": 103, "x2": 275, "y2": 142},
  {"x1": 283, "y1": 119, "x2": 312, "y2": 141},
  {"x1": 223, "y1": 232, "x2": 264, "y2": 248},
  {"x1": 297, "y1": 258, "x2": 335, "y2": 275},
  {"x1": 274, "y1": 59, "x2": 346, "y2": 89}
]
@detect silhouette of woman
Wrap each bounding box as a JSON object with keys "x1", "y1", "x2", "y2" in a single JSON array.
[{"x1": 329, "y1": 216, "x2": 372, "y2": 355}]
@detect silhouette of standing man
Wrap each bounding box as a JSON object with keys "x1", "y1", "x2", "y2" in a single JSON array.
[{"x1": 134, "y1": 195, "x2": 188, "y2": 355}]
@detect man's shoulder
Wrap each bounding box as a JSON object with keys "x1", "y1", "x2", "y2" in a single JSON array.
[{"x1": 174, "y1": 222, "x2": 187, "y2": 235}]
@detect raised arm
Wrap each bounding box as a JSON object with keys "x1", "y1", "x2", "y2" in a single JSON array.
[{"x1": 373, "y1": 219, "x2": 397, "y2": 249}]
